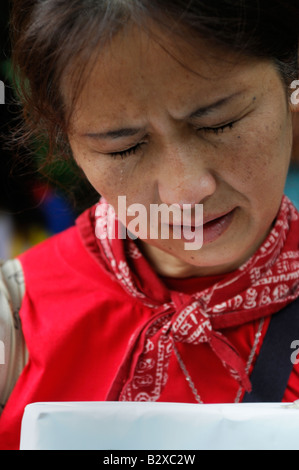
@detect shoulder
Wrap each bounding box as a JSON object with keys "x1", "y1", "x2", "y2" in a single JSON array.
[
  {"x1": 16, "y1": 214, "x2": 124, "y2": 301},
  {"x1": 18, "y1": 217, "x2": 102, "y2": 281},
  {"x1": 17, "y1": 226, "x2": 84, "y2": 285},
  {"x1": 18, "y1": 224, "x2": 82, "y2": 262},
  {"x1": 0, "y1": 259, "x2": 28, "y2": 410},
  {"x1": 18, "y1": 204, "x2": 101, "y2": 277}
]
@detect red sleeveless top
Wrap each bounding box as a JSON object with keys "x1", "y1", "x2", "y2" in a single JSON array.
[{"x1": 0, "y1": 198, "x2": 299, "y2": 449}]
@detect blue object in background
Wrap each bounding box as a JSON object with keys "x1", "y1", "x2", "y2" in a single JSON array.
[
  {"x1": 284, "y1": 164, "x2": 299, "y2": 210},
  {"x1": 38, "y1": 187, "x2": 76, "y2": 234}
]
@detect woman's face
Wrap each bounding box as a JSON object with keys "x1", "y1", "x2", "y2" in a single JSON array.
[{"x1": 66, "y1": 26, "x2": 294, "y2": 277}]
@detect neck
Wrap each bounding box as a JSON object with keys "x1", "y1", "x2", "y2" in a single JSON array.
[{"x1": 137, "y1": 240, "x2": 237, "y2": 278}]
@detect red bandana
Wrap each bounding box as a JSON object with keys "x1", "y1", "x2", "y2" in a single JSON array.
[{"x1": 82, "y1": 196, "x2": 299, "y2": 401}]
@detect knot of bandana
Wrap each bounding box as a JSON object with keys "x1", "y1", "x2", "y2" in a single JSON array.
[
  {"x1": 119, "y1": 293, "x2": 251, "y2": 401},
  {"x1": 171, "y1": 297, "x2": 212, "y2": 344},
  {"x1": 76, "y1": 195, "x2": 299, "y2": 402}
]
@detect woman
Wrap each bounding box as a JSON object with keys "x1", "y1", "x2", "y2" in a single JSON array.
[{"x1": 1, "y1": 0, "x2": 299, "y2": 450}]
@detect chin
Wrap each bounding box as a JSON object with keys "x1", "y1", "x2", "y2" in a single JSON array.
[{"x1": 174, "y1": 237, "x2": 253, "y2": 271}]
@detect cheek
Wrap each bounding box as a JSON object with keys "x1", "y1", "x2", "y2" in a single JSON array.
[
  {"x1": 72, "y1": 144, "x2": 148, "y2": 210},
  {"x1": 220, "y1": 115, "x2": 291, "y2": 198},
  {"x1": 71, "y1": 144, "x2": 121, "y2": 198}
]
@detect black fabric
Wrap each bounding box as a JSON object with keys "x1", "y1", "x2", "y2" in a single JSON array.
[{"x1": 242, "y1": 297, "x2": 299, "y2": 403}]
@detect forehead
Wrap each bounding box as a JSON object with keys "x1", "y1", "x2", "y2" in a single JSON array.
[{"x1": 63, "y1": 25, "x2": 266, "y2": 129}]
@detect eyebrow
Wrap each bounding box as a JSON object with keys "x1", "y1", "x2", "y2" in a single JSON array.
[
  {"x1": 187, "y1": 92, "x2": 242, "y2": 120},
  {"x1": 84, "y1": 91, "x2": 243, "y2": 140},
  {"x1": 84, "y1": 127, "x2": 145, "y2": 140}
]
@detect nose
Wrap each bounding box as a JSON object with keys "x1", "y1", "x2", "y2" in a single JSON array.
[{"x1": 157, "y1": 145, "x2": 217, "y2": 206}]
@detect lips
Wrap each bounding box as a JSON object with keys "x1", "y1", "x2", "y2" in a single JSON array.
[
  {"x1": 168, "y1": 207, "x2": 236, "y2": 245},
  {"x1": 202, "y1": 208, "x2": 236, "y2": 244},
  {"x1": 170, "y1": 208, "x2": 235, "y2": 228},
  {"x1": 202, "y1": 209, "x2": 236, "y2": 226}
]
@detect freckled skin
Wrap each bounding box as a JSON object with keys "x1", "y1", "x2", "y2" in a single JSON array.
[{"x1": 66, "y1": 25, "x2": 295, "y2": 278}]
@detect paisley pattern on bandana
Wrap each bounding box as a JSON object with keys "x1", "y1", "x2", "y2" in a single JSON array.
[{"x1": 90, "y1": 196, "x2": 299, "y2": 401}]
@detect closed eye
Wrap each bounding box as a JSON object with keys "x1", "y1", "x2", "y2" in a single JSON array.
[
  {"x1": 198, "y1": 120, "x2": 237, "y2": 135},
  {"x1": 108, "y1": 142, "x2": 145, "y2": 159},
  {"x1": 107, "y1": 119, "x2": 237, "y2": 158}
]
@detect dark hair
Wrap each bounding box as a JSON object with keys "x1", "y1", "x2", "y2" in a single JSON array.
[{"x1": 9, "y1": 0, "x2": 299, "y2": 195}]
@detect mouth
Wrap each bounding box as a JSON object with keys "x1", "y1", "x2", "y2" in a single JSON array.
[
  {"x1": 168, "y1": 208, "x2": 237, "y2": 245},
  {"x1": 201, "y1": 208, "x2": 236, "y2": 244}
]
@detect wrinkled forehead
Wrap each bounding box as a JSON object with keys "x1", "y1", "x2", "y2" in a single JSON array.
[{"x1": 60, "y1": 22, "x2": 266, "y2": 128}]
